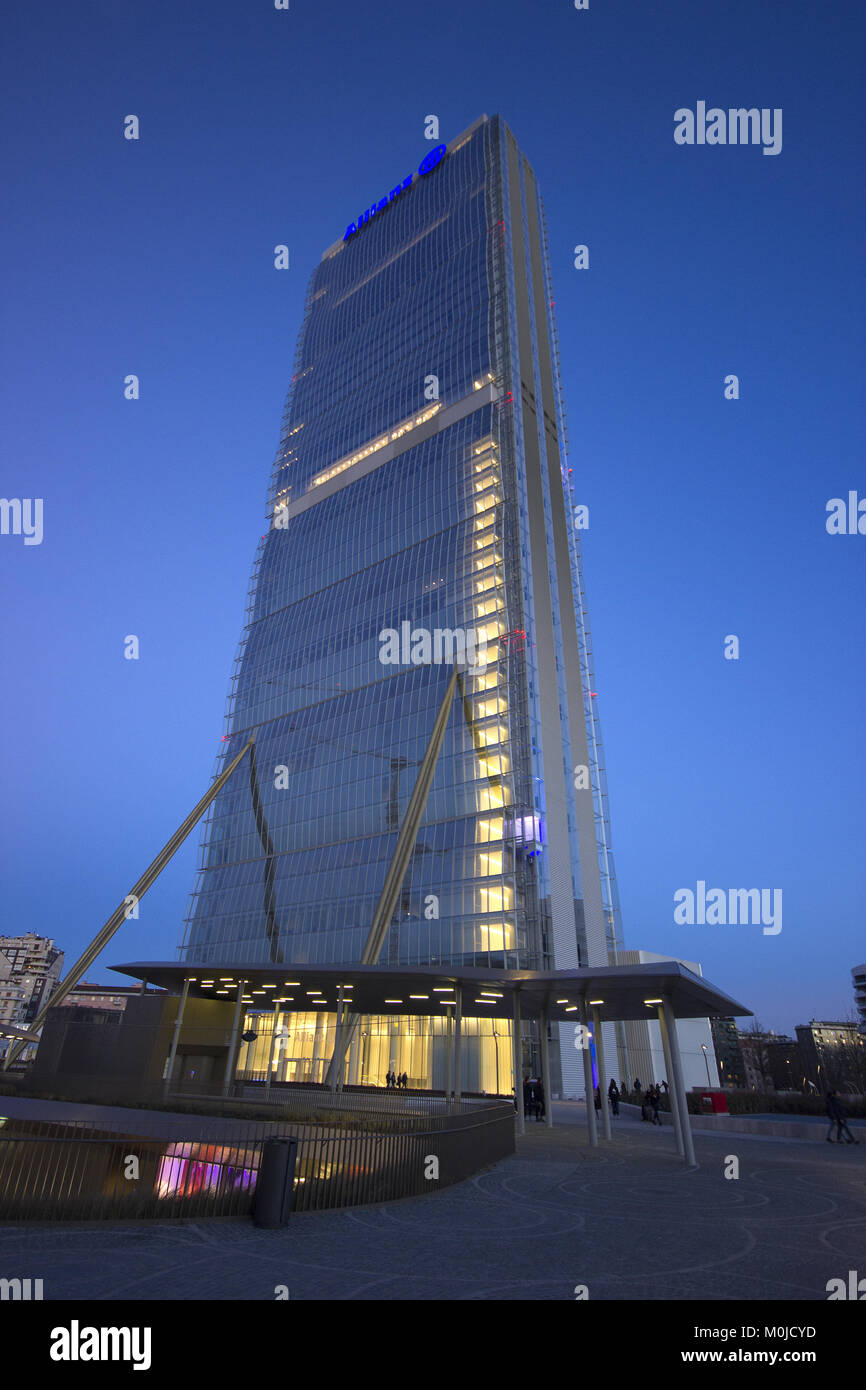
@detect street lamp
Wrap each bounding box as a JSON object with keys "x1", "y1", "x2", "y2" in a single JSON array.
[{"x1": 701, "y1": 1043, "x2": 713, "y2": 1087}]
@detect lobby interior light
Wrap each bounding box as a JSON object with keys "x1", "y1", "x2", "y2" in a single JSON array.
[
  {"x1": 644, "y1": 998, "x2": 663, "y2": 1005},
  {"x1": 565, "y1": 1006, "x2": 577, "y2": 1013},
  {"x1": 384, "y1": 999, "x2": 403, "y2": 1004},
  {"x1": 556, "y1": 998, "x2": 569, "y2": 1004},
  {"x1": 433, "y1": 987, "x2": 453, "y2": 992},
  {"x1": 589, "y1": 999, "x2": 604, "y2": 1005},
  {"x1": 409, "y1": 994, "x2": 429, "y2": 999}
]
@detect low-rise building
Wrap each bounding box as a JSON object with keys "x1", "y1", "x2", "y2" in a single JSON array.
[
  {"x1": 710, "y1": 1016, "x2": 746, "y2": 1089},
  {"x1": 56, "y1": 982, "x2": 144, "y2": 1013},
  {"x1": 739, "y1": 1030, "x2": 801, "y2": 1091},
  {"x1": 795, "y1": 1020, "x2": 866, "y2": 1095},
  {"x1": 853, "y1": 964, "x2": 866, "y2": 1034}
]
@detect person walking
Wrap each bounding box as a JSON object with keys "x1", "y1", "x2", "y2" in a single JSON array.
[
  {"x1": 534, "y1": 1078, "x2": 546, "y2": 1122},
  {"x1": 385, "y1": 1070, "x2": 392, "y2": 1088},
  {"x1": 826, "y1": 1090, "x2": 859, "y2": 1144},
  {"x1": 401, "y1": 1071, "x2": 408, "y2": 1090},
  {"x1": 524, "y1": 1077, "x2": 540, "y2": 1120},
  {"x1": 649, "y1": 1084, "x2": 661, "y2": 1126},
  {"x1": 608, "y1": 1079, "x2": 620, "y2": 1116}
]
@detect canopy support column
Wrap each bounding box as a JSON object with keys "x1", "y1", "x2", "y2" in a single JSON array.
[
  {"x1": 582, "y1": 997, "x2": 598, "y2": 1147},
  {"x1": 540, "y1": 1006, "x2": 553, "y2": 1128},
  {"x1": 163, "y1": 975, "x2": 190, "y2": 1096},
  {"x1": 453, "y1": 988, "x2": 463, "y2": 1105},
  {"x1": 663, "y1": 997, "x2": 697, "y2": 1167},
  {"x1": 657, "y1": 1004, "x2": 685, "y2": 1157},
  {"x1": 513, "y1": 988, "x2": 524, "y2": 1135},
  {"x1": 223, "y1": 981, "x2": 246, "y2": 1097},
  {"x1": 592, "y1": 1006, "x2": 612, "y2": 1140}
]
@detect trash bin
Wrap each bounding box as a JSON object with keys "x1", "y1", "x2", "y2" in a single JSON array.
[
  {"x1": 700, "y1": 1091, "x2": 729, "y2": 1114},
  {"x1": 252, "y1": 1138, "x2": 298, "y2": 1227}
]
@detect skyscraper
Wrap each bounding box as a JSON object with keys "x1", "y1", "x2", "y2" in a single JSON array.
[{"x1": 181, "y1": 115, "x2": 623, "y2": 1095}]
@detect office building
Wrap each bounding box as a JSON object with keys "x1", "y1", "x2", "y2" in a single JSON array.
[{"x1": 175, "y1": 115, "x2": 625, "y2": 1097}]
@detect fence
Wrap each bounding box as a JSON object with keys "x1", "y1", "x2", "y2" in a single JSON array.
[{"x1": 0, "y1": 1102, "x2": 514, "y2": 1221}]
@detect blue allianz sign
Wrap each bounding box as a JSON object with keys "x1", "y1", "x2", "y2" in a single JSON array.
[{"x1": 343, "y1": 144, "x2": 447, "y2": 242}]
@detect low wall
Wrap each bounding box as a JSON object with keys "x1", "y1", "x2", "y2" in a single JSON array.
[
  {"x1": 0, "y1": 1095, "x2": 515, "y2": 1221},
  {"x1": 619, "y1": 1101, "x2": 864, "y2": 1141}
]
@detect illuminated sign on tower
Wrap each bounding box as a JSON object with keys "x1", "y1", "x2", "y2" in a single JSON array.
[{"x1": 343, "y1": 144, "x2": 447, "y2": 241}]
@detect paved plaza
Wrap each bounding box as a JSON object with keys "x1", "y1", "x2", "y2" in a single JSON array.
[{"x1": 2, "y1": 1104, "x2": 863, "y2": 1301}]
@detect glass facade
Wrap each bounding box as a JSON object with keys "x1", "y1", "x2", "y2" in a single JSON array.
[{"x1": 180, "y1": 115, "x2": 622, "y2": 1094}]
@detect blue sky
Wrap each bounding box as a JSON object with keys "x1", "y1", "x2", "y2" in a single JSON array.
[{"x1": 1, "y1": 0, "x2": 863, "y2": 1034}]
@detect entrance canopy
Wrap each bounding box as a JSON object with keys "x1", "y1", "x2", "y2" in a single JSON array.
[
  {"x1": 0, "y1": 1021, "x2": 42, "y2": 1043},
  {"x1": 111, "y1": 960, "x2": 751, "y2": 1023}
]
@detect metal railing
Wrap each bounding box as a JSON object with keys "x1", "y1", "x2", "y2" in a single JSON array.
[{"x1": 0, "y1": 1102, "x2": 515, "y2": 1221}]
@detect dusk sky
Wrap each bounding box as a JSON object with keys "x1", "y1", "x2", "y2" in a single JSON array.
[{"x1": 2, "y1": 0, "x2": 863, "y2": 1034}]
